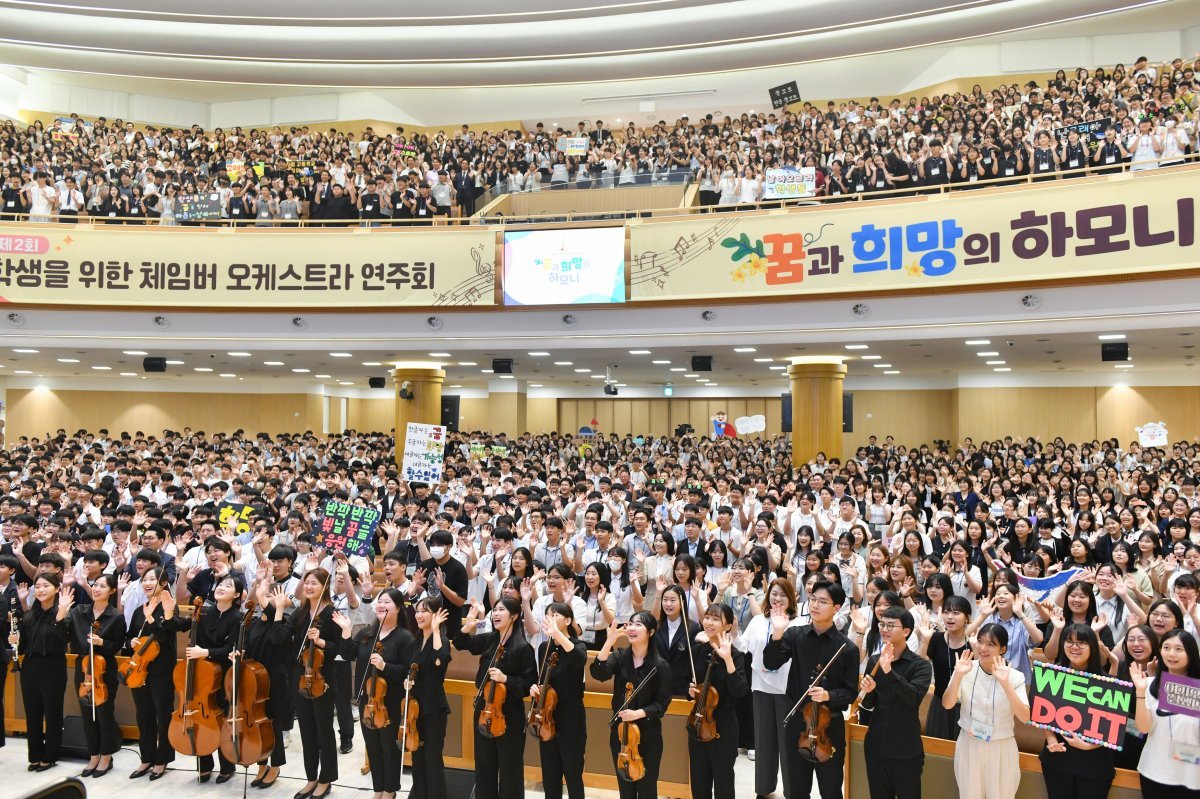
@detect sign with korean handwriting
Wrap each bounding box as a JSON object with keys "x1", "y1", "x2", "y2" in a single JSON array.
[
  {"x1": 0, "y1": 226, "x2": 495, "y2": 308},
  {"x1": 177, "y1": 192, "x2": 223, "y2": 222},
  {"x1": 216, "y1": 502, "x2": 254, "y2": 536},
  {"x1": 769, "y1": 81, "x2": 801, "y2": 110},
  {"x1": 763, "y1": 167, "x2": 817, "y2": 200},
  {"x1": 226, "y1": 160, "x2": 246, "y2": 182},
  {"x1": 288, "y1": 159, "x2": 318, "y2": 177},
  {"x1": 1055, "y1": 117, "x2": 1111, "y2": 145},
  {"x1": 556, "y1": 137, "x2": 589, "y2": 156},
  {"x1": 1160, "y1": 673, "x2": 1200, "y2": 719},
  {"x1": 401, "y1": 422, "x2": 446, "y2": 483},
  {"x1": 629, "y1": 169, "x2": 1199, "y2": 301},
  {"x1": 1029, "y1": 661, "x2": 1135, "y2": 750},
  {"x1": 316, "y1": 500, "x2": 381, "y2": 557},
  {"x1": 394, "y1": 144, "x2": 419, "y2": 160}
]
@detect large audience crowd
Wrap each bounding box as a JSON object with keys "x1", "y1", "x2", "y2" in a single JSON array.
[
  {"x1": 1, "y1": 54, "x2": 1198, "y2": 225},
  {"x1": 0, "y1": 424, "x2": 1199, "y2": 797}
]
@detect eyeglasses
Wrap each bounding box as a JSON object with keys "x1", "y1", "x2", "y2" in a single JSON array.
[
  {"x1": 1064, "y1": 640, "x2": 1088, "y2": 648},
  {"x1": 809, "y1": 597, "x2": 834, "y2": 607},
  {"x1": 877, "y1": 623, "x2": 902, "y2": 632}
]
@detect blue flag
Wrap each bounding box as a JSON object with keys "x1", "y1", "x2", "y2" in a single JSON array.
[{"x1": 1016, "y1": 568, "x2": 1083, "y2": 603}]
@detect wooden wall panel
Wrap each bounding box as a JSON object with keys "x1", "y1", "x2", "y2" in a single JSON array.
[
  {"x1": 347, "y1": 397, "x2": 394, "y2": 433},
  {"x1": 1096, "y1": 386, "x2": 1200, "y2": 444},
  {"x1": 457, "y1": 398, "x2": 491, "y2": 432},
  {"x1": 841, "y1": 390, "x2": 955, "y2": 458},
  {"x1": 612, "y1": 401, "x2": 633, "y2": 435},
  {"x1": 953, "y1": 387, "x2": 1097, "y2": 444},
  {"x1": 526, "y1": 397, "x2": 558, "y2": 434},
  {"x1": 649, "y1": 401, "x2": 669, "y2": 437}
]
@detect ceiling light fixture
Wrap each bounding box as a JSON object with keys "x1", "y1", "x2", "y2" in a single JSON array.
[
  {"x1": 57, "y1": 358, "x2": 79, "y2": 363},
  {"x1": 652, "y1": 360, "x2": 670, "y2": 365},
  {"x1": 977, "y1": 351, "x2": 1000, "y2": 357},
  {"x1": 13, "y1": 348, "x2": 38, "y2": 353},
  {"x1": 1114, "y1": 363, "x2": 1135, "y2": 369},
  {"x1": 629, "y1": 350, "x2": 651, "y2": 355},
  {"x1": 92, "y1": 366, "x2": 112, "y2": 371},
  {"x1": 429, "y1": 352, "x2": 451, "y2": 357},
  {"x1": 228, "y1": 351, "x2": 251, "y2": 357},
  {"x1": 554, "y1": 361, "x2": 573, "y2": 366},
  {"x1": 292, "y1": 368, "x2": 310, "y2": 373},
  {"x1": 194, "y1": 367, "x2": 213, "y2": 372},
  {"x1": 872, "y1": 363, "x2": 892, "y2": 368},
  {"x1": 528, "y1": 351, "x2": 550, "y2": 356},
  {"x1": 965, "y1": 339, "x2": 990, "y2": 345},
  {"x1": 985, "y1": 360, "x2": 1006, "y2": 365},
  {"x1": 362, "y1": 361, "x2": 382, "y2": 366},
  {"x1": 994, "y1": 367, "x2": 1012, "y2": 372},
  {"x1": 457, "y1": 361, "x2": 478, "y2": 366},
  {"x1": 166, "y1": 360, "x2": 186, "y2": 365},
  {"x1": 330, "y1": 352, "x2": 353, "y2": 357},
  {"x1": 264, "y1": 361, "x2": 284, "y2": 366},
  {"x1": 733, "y1": 347, "x2": 756, "y2": 353},
  {"x1": 574, "y1": 368, "x2": 590, "y2": 373},
  {"x1": 1098, "y1": 334, "x2": 1126, "y2": 341},
  {"x1": 123, "y1": 350, "x2": 148, "y2": 355},
  {"x1": 670, "y1": 367, "x2": 686, "y2": 372},
  {"x1": 861, "y1": 355, "x2": 882, "y2": 361},
  {"x1": 883, "y1": 370, "x2": 900, "y2": 375}
]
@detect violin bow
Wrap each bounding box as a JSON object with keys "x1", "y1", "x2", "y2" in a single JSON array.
[
  {"x1": 353, "y1": 622, "x2": 385, "y2": 702},
  {"x1": 784, "y1": 642, "x2": 849, "y2": 724},
  {"x1": 608, "y1": 666, "x2": 659, "y2": 726},
  {"x1": 88, "y1": 619, "x2": 98, "y2": 722},
  {"x1": 681, "y1": 588, "x2": 698, "y2": 685},
  {"x1": 525, "y1": 634, "x2": 554, "y2": 726},
  {"x1": 294, "y1": 569, "x2": 333, "y2": 664}
]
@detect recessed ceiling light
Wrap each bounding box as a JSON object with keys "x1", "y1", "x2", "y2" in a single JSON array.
[
  {"x1": 883, "y1": 370, "x2": 900, "y2": 375},
  {"x1": 753, "y1": 358, "x2": 773, "y2": 363},
  {"x1": 330, "y1": 352, "x2": 353, "y2": 358},
  {"x1": 993, "y1": 367, "x2": 1012, "y2": 372},
  {"x1": 615, "y1": 383, "x2": 627, "y2": 387},
  {"x1": 362, "y1": 361, "x2": 382, "y2": 366},
  {"x1": 670, "y1": 367, "x2": 686, "y2": 372},
  {"x1": 292, "y1": 368, "x2": 310, "y2": 373},
  {"x1": 227, "y1": 351, "x2": 251, "y2": 357},
  {"x1": 652, "y1": 360, "x2": 671, "y2": 365},
  {"x1": 684, "y1": 373, "x2": 699, "y2": 378},
  {"x1": 120, "y1": 372, "x2": 137, "y2": 376},
  {"x1": 428, "y1": 352, "x2": 451, "y2": 357},
  {"x1": 977, "y1": 351, "x2": 999, "y2": 357},
  {"x1": 338, "y1": 381, "x2": 354, "y2": 385},
  {"x1": 629, "y1": 350, "x2": 652, "y2": 355},
  {"x1": 220, "y1": 373, "x2": 236, "y2": 378},
  {"x1": 733, "y1": 347, "x2": 756, "y2": 353},
  {"x1": 457, "y1": 361, "x2": 477, "y2": 366},
  {"x1": 481, "y1": 369, "x2": 494, "y2": 374},
  {"x1": 591, "y1": 374, "x2": 605, "y2": 379},
  {"x1": 1114, "y1": 363, "x2": 1135, "y2": 369},
  {"x1": 92, "y1": 366, "x2": 112, "y2": 371},
  {"x1": 872, "y1": 364, "x2": 892, "y2": 368},
  {"x1": 769, "y1": 365, "x2": 786, "y2": 371},
  {"x1": 449, "y1": 384, "x2": 463, "y2": 388},
  {"x1": 861, "y1": 355, "x2": 882, "y2": 361},
  {"x1": 708, "y1": 382, "x2": 719, "y2": 386},
  {"x1": 844, "y1": 345, "x2": 869, "y2": 350},
  {"x1": 14, "y1": 370, "x2": 32, "y2": 374},
  {"x1": 965, "y1": 339, "x2": 990, "y2": 345},
  {"x1": 499, "y1": 375, "x2": 515, "y2": 379},
  {"x1": 697, "y1": 378, "x2": 710, "y2": 382},
  {"x1": 194, "y1": 367, "x2": 212, "y2": 372},
  {"x1": 166, "y1": 360, "x2": 186, "y2": 365},
  {"x1": 529, "y1": 383, "x2": 543, "y2": 387},
  {"x1": 528, "y1": 351, "x2": 550, "y2": 356},
  {"x1": 985, "y1": 360, "x2": 1006, "y2": 365},
  {"x1": 123, "y1": 350, "x2": 148, "y2": 355},
  {"x1": 554, "y1": 361, "x2": 573, "y2": 366},
  {"x1": 57, "y1": 358, "x2": 79, "y2": 363},
  {"x1": 574, "y1": 368, "x2": 590, "y2": 373},
  {"x1": 13, "y1": 348, "x2": 38, "y2": 353},
  {"x1": 315, "y1": 374, "x2": 331, "y2": 379},
  {"x1": 1098, "y1": 334, "x2": 1126, "y2": 341}
]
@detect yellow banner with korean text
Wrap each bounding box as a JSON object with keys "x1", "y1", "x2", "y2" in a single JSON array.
[
  {"x1": 0, "y1": 225, "x2": 495, "y2": 307},
  {"x1": 629, "y1": 170, "x2": 1198, "y2": 301}
]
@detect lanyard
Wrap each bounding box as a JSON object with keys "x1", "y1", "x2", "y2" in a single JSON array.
[{"x1": 969, "y1": 666, "x2": 998, "y2": 728}]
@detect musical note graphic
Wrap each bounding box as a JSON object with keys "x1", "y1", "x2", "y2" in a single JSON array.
[
  {"x1": 629, "y1": 217, "x2": 739, "y2": 289},
  {"x1": 433, "y1": 244, "x2": 495, "y2": 306}
]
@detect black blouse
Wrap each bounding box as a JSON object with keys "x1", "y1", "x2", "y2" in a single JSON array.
[
  {"x1": 289, "y1": 602, "x2": 341, "y2": 681},
  {"x1": 453, "y1": 627, "x2": 537, "y2": 719},
  {"x1": 409, "y1": 635, "x2": 452, "y2": 716},
  {"x1": 339, "y1": 623, "x2": 417, "y2": 717},
  {"x1": 532, "y1": 636, "x2": 588, "y2": 723},
  {"x1": 689, "y1": 642, "x2": 749, "y2": 720},
  {"x1": 19, "y1": 600, "x2": 69, "y2": 657},
  {"x1": 178, "y1": 602, "x2": 243, "y2": 665},
  {"x1": 589, "y1": 646, "x2": 674, "y2": 728},
  {"x1": 127, "y1": 602, "x2": 186, "y2": 676}
]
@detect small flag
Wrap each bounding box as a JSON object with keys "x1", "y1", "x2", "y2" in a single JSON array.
[{"x1": 1016, "y1": 568, "x2": 1083, "y2": 603}]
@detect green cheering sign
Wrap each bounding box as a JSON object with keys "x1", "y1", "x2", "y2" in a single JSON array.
[{"x1": 1029, "y1": 661, "x2": 1134, "y2": 750}]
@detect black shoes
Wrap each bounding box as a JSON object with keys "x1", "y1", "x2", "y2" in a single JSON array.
[
  {"x1": 149, "y1": 768, "x2": 168, "y2": 781},
  {"x1": 130, "y1": 766, "x2": 152, "y2": 779},
  {"x1": 339, "y1": 739, "x2": 353, "y2": 754}
]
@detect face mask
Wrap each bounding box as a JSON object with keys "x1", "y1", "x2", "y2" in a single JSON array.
[
  {"x1": 429, "y1": 546, "x2": 446, "y2": 559},
  {"x1": 608, "y1": 560, "x2": 622, "y2": 572}
]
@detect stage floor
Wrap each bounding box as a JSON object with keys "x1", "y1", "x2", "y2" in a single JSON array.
[{"x1": 4, "y1": 732, "x2": 773, "y2": 799}]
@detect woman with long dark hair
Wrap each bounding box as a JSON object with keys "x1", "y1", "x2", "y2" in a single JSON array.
[
  {"x1": 1129, "y1": 629, "x2": 1200, "y2": 797},
  {"x1": 290, "y1": 568, "x2": 341, "y2": 798},
  {"x1": 127, "y1": 567, "x2": 185, "y2": 781},
  {"x1": 529, "y1": 601, "x2": 587, "y2": 799},
  {"x1": 68, "y1": 573, "x2": 126, "y2": 777},
  {"x1": 12, "y1": 574, "x2": 71, "y2": 771},
  {"x1": 408, "y1": 596, "x2": 451, "y2": 799}
]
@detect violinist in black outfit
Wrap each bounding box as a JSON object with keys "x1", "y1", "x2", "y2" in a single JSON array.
[
  {"x1": 529, "y1": 602, "x2": 588, "y2": 799},
  {"x1": 179, "y1": 572, "x2": 245, "y2": 782},
  {"x1": 12, "y1": 573, "x2": 71, "y2": 771},
  {"x1": 0, "y1": 566, "x2": 21, "y2": 750},
  {"x1": 591, "y1": 611, "x2": 675, "y2": 799},
  {"x1": 67, "y1": 573, "x2": 127, "y2": 778},
  {"x1": 335, "y1": 588, "x2": 417, "y2": 799},
  {"x1": 763, "y1": 580, "x2": 859, "y2": 799},
  {"x1": 290, "y1": 567, "x2": 341, "y2": 799},
  {"x1": 452, "y1": 595, "x2": 537, "y2": 799},
  {"x1": 126, "y1": 567, "x2": 185, "y2": 781},
  {"x1": 653, "y1": 584, "x2": 701, "y2": 697},
  {"x1": 244, "y1": 579, "x2": 295, "y2": 789},
  {"x1": 687, "y1": 603, "x2": 749, "y2": 799},
  {"x1": 408, "y1": 595, "x2": 452, "y2": 799}
]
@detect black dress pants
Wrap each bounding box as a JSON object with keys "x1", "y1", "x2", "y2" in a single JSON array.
[
  {"x1": 409, "y1": 709, "x2": 448, "y2": 799},
  {"x1": 132, "y1": 667, "x2": 175, "y2": 765},
  {"x1": 21, "y1": 654, "x2": 67, "y2": 764},
  {"x1": 688, "y1": 720, "x2": 739, "y2": 799},
  {"x1": 473, "y1": 711, "x2": 527, "y2": 799},
  {"x1": 608, "y1": 722, "x2": 663, "y2": 799},
  {"x1": 361, "y1": 718, "x2": 401, "y2": 792},
  {"x1": 538, "y1": 721, "x2": 586, "y2": 799},
  {"x1": 295, "y1": 690, "x2": 339, "y2": 782},
  {"x1": 864, "y1": 749, "x2": 924, "y2": 799},
  {"x1": 333, "y1": 658, "x2": 354, "y2": 743}
]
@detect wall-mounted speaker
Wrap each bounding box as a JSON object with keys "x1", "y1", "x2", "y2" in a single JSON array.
[
  {"x1": 1101, "y1": 343, "x2": 1130, "y2": 362},
  {"x1": 368, "y1": 377, "x2": 386, "y2": 389},
  {"x1": 691, "y1": 356, "x2": 713, "y2": 372},
  {"x1": 143, "y1": 357, "x2": 166, "y2": 373},
  {"x1": 492, "y1": 358, "x2": 514, "y2": 374}
]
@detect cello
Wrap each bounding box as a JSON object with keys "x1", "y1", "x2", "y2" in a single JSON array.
[
  {"x1": 686, "y1": 644, "x2": 720, "y2": 742},
  {"x1": 475, "y1": 642, "x2": 507, "y2": 738},
  {"x1": 79, "y1": 620, "x2": 108, "y2": 721},
  {"x1": 168, "y1": 597, "x2": 223, "y2": 760},
  {"x1": 609, "y1": 669, "x2": 658, "y2": 784},
  {"x1": 526, "y1": 650, "x2": 559, "y2": 742},
  {"x1": 119, "y1": 572, "x2": 166, "y2": 688},
  {"x1": 783, "y1": 642, "x2": 848, "y2": 764},
  {"x1": 220, "y1": 598, "x2": 274, "y2": 767}
]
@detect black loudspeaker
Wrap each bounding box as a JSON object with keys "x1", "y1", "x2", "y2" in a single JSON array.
[
  {"x1": 492, "y1": 358, "x2": 513, "y2": 374},
  {"x1": 444, "y1": 766, "x2": 476, "y2": 795},
  {"x1": 1101, "y1": 343, "x2": 1130, "y2": 362},
  {"x1": 691, "y1": 355, "x2": 713, "y2": 372},
  {"x1": 59, "y1": 715, "x2": 89, "y2": 759},
  {"x1": 781, "y1": 393, "x2": 792, "y2": 433},
  {"x1": 440, "y1": 395, "x2": 461, "y2": 432},
  {"x1": 143, "y1": 357, "x2": 166, "y2": 373},
  {"x1": 843, "y1": 391, "x2": 854, "y2": 433},
  {"x1": 368, "y1": 377, "x2": 386, "y2": 389}
]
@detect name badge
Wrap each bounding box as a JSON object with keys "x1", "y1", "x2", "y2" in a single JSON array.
[
  {"x1": 983, "y1": 157, "x2": 992, "y2": 165},
  {"x1": 365, "y1": 205, "x2": 374, "y2": 211},
  {"x1": 1172, "y1": 741, "x2": 1200, "y2": 765},
  {"x1": 4, "y1": 201, "x2": 13, "y2": 207},
  {"x1": 284, "y1": 213, "x2": 294, "y2": 219},
  {"x1": 931, "y1": 167, "x2": 940, "y2": 176},
  {"x1": 968, "y1": 719, "x2": 993, "y2": 742},
  {"x1": 1005, "y1": 169, "x2": 1015, "y2": 176},
  {"x1": 969, "y1": 175, "x2": 978, "y2": 182},
  {"x1": 1106, "y1": 156, "x2": 1115, "y2": 164},
  {"x1": 855, "y1": 184, "x2": 864, "y2": 192},
  {"x1": 1069, "y1": 160, "x2": 1080, "y2": 168},
  {"x1": 108, "y1": 211, "x2": 116, "y2": 217},
  {"x1": 232, "y1": 208, "x2": 242, "y2": 215}
]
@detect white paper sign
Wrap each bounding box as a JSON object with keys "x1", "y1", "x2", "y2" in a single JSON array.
[
  {"x1": 402, "y1": 422, "x2": 447, "y2": 483},
  {"x1": 1136, "y1": 421, "x2": 1168, "y2": 447},
  {"x1": 734, "y1": 415, "x2": 767, "y2": 435}
]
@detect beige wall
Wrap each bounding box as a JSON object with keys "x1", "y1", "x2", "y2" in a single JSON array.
[
  {"x1": 7, "y1": 388, "x2": 320, "y2": 441},
  {"x1": 558, "y1": 397, "x2": 784, "y2": 438},
  {"x1": 346, "y1": 397, "x2": 394, "y2": 433}
]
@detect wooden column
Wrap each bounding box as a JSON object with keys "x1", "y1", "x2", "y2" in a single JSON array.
[
  {"x1": 788, "y1": 357, "x2": 847, "y2": 465},
  {"x1": 393, "y1": 365, "x2": 445, "y2": 468}
]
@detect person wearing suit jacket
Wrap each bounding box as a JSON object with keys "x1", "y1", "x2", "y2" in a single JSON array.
[{"x1": 652, "y1": 585, "x2": 702, "y2": 697}]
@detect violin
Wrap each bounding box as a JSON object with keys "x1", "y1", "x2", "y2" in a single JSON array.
[
  {"x1": 686, "y1": 645, "x2": 719, "y2": 742},
  {"x1": 526, "y1": 650, "x2": 559, "y2": 742},
  {"x1": 614, "y1": 682, "x2": 646, "y2": 783},
  {"x1": 401, "y1": 664, "x2": 420, "y2": 752},
  {"x1": 168, "y1": 598, "x2": 224, "y2": 757},
  {"x1": 220, "y1": 599, "x2": 274, "y2": 766},
  {"x1": 297, "y1": 606, "x2": 328, "y2": 700},
  {"x1": 361, "y1": 641, "x2": 390, "y2": 731},
  {"x1": 784, "y1": 642, "x2": 848, "y2": 765},
  {"x1": 79, "y1": 620, "x2": 109, "y2": 710},
  {"x1": 475, "y1": 642, "x2": 507, "y2": 738},
  {"x1": 119, "y1": 577, "x2": 166, "y2": 688}
]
